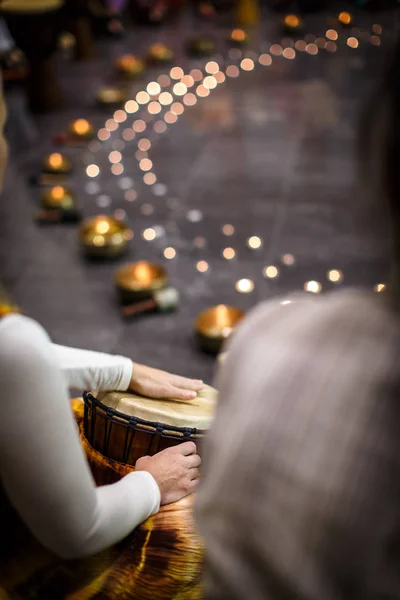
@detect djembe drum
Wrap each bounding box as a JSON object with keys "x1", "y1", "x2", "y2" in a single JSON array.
[{"x1": 0, "y1": 387, "x2": 216, "y2": 600}]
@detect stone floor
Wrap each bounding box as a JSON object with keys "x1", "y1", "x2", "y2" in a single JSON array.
[{"x1": 1, "y1": 6, "x2": 397, "y2": 383}]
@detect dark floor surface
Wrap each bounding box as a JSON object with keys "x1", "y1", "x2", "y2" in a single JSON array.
[{"x1": 1, "y1": 5, "x2": 398, "y2": 382}]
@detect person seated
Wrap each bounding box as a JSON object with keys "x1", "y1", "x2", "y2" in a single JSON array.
[
  {"x1": 0, "y1": 310, "x2": 203, "y2": 559},
  {"x1": 196, "y1": 37, "x2": 400, "y2": 600}
]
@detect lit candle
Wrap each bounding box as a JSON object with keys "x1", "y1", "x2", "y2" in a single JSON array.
[{"x1": 69, "y1": 118, "x2": 94, "y2": 140}]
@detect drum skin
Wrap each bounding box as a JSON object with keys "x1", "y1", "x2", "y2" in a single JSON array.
[{"x1": 0, "y1": 399, "x2": 204, "y2": 600}]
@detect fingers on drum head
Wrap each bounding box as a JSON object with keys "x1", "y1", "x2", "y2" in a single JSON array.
[{"x1": 178, "y1": 441, "x2": 197, "y2": 456}]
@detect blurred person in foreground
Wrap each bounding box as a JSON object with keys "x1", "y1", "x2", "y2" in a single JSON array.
[{"x1": 196, "y1": 38, "x2": 400, "y2": 600}]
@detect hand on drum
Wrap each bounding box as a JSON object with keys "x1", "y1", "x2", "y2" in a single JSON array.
[
  {"x1": 129, "y1": 363, "x2": 204, "y2": 401},
  {"x1": 135, "y1": 442, "x2": 201, "y2": 505}
]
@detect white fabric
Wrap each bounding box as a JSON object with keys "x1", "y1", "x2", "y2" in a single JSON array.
[{"x1": 0, "y1": 314, "x2": 160, "y2": 560}]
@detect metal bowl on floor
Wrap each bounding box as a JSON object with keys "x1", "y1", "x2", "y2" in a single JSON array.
[
  {"x1": 41, "y1": 186, "x2": 76, "y2": 211},
  {"x1": 79, "y1": 215, "x2": 133, "y2": 258},
  {"x1": 115, "y1": 261, "x2": 168, "y2": 303},
  {"x1": 195, "y1": 305, "x2": 244, "y2": 354},
  {"x1": 43, "y1": 153, "x2": 72, "y2": 175}
]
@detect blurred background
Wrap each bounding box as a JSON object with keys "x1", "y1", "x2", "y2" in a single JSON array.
[{"x1": 0, "y1": 0, "x2": 399, "y2": 382}]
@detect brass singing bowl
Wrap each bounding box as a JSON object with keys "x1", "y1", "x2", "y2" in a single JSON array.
[
  {"x1": 68, "y1": 118, "x2": 94, "y2": 140},
  {"x1": 79, "y1": 215, "x2": 132, "y2": 258},
  {"x1": 41, "y1": 186, "x2": 76, "y2": 210},
  {"x1": 195, "y1": 305, "x2": 245, "y2": 354},
  {"x1": 147, "y1": 43, "x2": 173, "y2": 64},
  {"x1": 115, "y1": 54, "x2": 145, "y2": 78},
  {"x1": 115, "y1": 260, "x2": 168, "y2": 302},
  {"x1": 96, "y1": 87, "x2": 129, "y2": 107},
  {"x1": 43, "y1": 153, "x2": 72, "y2": 175}
]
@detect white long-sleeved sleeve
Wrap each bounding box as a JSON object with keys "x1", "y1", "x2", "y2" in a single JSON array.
[
  {"x1": 0, "y1": 314, "x2": 160, "y2": 560},
  {"x1": 52, "y1": 344, "x2": 133, "y2": 391}
]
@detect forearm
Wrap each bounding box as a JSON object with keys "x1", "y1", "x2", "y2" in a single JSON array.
[{"x1": 52, "y1": 344, "x2": 132, "y2": 391}]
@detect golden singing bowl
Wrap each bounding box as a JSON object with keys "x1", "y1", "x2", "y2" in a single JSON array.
[
  {"x1": 96, "y1": 86, "x2": 129, "y2": 107},
  {"x1": 115, "y1": 260, "x2": 168, "y2": 302},
  {"x1": 43, "y1": 153, "x2": 72, "y2": 175},
  {"x1": 147, "y1": 43, "x2": 173, "y2": 64},
  {"x1": 79, "y1": 215, "x2": 133, "y2": 258},
  {"x1": 229, "y1": 28, "x2": 248, "y2": 45},
  {"x1": 68, "y1": 118, "x2": 94, "y2": 140},
  {"x1": 41, "y1": 186, "x2": 76, "y2": 210},
  {"x1": 115, "y1": 54, "x2": 145, "y2": 78},
  {"x1": 195, "y1": 305, "x2": 245, "y2": 354}
]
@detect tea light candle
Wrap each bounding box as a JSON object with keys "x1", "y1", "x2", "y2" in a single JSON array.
[
  {"x1": 195, "y1": 304, "x2": 245, "y2": 354},
  {"x1": 147, "y1": 43, "x2": 173, "y2": 64},
  {"x1": 43, "y1": 153, "x2": 72, "y2": 175},
  {"x1": 115, "y1": 55, "x2": 145, "y2": 78},
  {"x1": 68, "y1": 118, "x2": 94, "y2": 140},
  {"x1": 115, "y1": 260, "x2": 168, "y2": 303},
  {"x1": 79, "y1": 215, "x2": 133, "y2": 258},
  {"x1": 282, "y1": 14, "x2": 303, "y2": 33},
  {"x1": 229, "y1": 28, "x2": 248, "y2": 46},
  {"x1": 41, "y1": 186, "x2": 76, "y2": 210}
]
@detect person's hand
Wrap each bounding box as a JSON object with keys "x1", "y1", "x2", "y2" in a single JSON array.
[
  {"x1": 129, "y1": 363, "x2": 204, "y2": 401},
  {"x1": 135, "y1": 442, "x2": 201, "y2": 505}
]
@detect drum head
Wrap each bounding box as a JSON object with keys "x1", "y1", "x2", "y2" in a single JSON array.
[{"x1": 96, "y1": 384, "x2": 217, "y2": 430}]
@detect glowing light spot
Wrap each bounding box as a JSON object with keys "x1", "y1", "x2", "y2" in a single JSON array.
[
  {"x1": 326, "y1": 29, "x2": 338, "y2": 41},
  {"x1": 214, "y1": 71, "x2": 226, "y2": 83},
  {"x1": 93, "y1": 235, "x2": 105, "y2": 247},
  {"x1": 223, "y1": 248, "x2": 235, "y2": 260},
  {"x1": 372, "y1": 24, "x2": 382, "y2": 35},
  {"x1": 347, "y1": 37, "x2": 359, "y2": 48},
  {"x1": 86, "y1": 164, "x2": 100, "y2": 177},
  {"x1": 165, "y1": 111, "x2": 178, "y2": 123},
  {"x1": 327, "y1": 269, "x2": 343, "y2": 283},
  {"x1": 282, "y1": 253, "x2": 295, "y2": 266},
  {"x1": 181, "y1": 75, "x2": 195, "y2": 87},
  {"x1": 231, "y1": 29, "x2": 246, "y2": 43},
  {"x1": 98, "y1": 128, "x2": 110, "y2": 141},
  {"x1": 111, "y1": 163, "x2": 124, "y2": 175},
  {"x1": 164, "y1": 247, "x2": 176, "y2": 259},
  {"x1": 306, "y1": 43, "x2": 318, "y2": 55},
  {"x1": 154, "y1": 120, "x2": 167, "y2": 134},
  {"x1": 304, "y1": 280, "x2": 322, "y2": 294},
  {"x1": 183, "y1": 93, "x2": 197, "y2": 106},
  {"x1": 284, "y1": 14, "x2": 300, "y2": 28},
  {"x1": 197, "y1": 84, "x2": 210, "y2": 97},
  {"x1": 205, "y1": 61, "x2": 219, "y2": 74},
  {"x1": 247, "y1": 236, "x2": 263, "y2": 249},
  {"x1": 190, "y1": 69, "x2": 203, "y2": 82},
  {"x1": 371, "y1": 35, "x2": 381, "y2": 46},
  {"x1": 138, "y1": 138, "x2": 151, "y2": 151},
  {"x1": 222, "y1": 224, "x2": 235, "y2": 236},
  {"x1": 338, "y1": 11, "x2": 352, "y2": 25},
  {"x1": 143, "y1": 173, "x2": 157, "y2": 185},
  {"x1": 147, "y1": 81, "x2": 161, "y2": 96},
  {"x1": 125, "y1": 190, "x2": 137, "y2": 201},
  {"x1": 263, "y1": 266, "x2": 279, "y2": 279},
  {"x1": 122, "y1": 128, "x2": 135, "y2": 141},
  {"x1": 226, "y1": 65, "x2": 240, "y2": 78},
  {"x1": 139, "y1": 158, "x2": 153, "y2": 171},
  {"x1": 170, "y1": 67, "x2": 184, "y2": 80},
  {"x1": 240, "y1": 58, "x2": 255, "y2": 71},
  {"x1": 173, "y1": 82, "x2": 187, "y2": 96},
  {"x1": 109, "y1": 151, "x2": 122, "y2": 164},
  {"x1": 259, "y1": 53, "x2": 272, "y2": 66},
  {"x1": 114, "y1": 110, "x2": 127, "y2": 123},
  {"x1": 159, "y1": 92, "x2": 173, "y2": 105},
  {"x1": 374, "y1": 283, "x2": 386, "y2": 293},
  {"x1": 295, "y1": 40, "x2": 307, "y2": 51},
  {"x1": 133, "y1": 120, "x2": 146, "y2": 133},
  {"x1": 143, "y1": 228, "x2": 156, "y2": 241},
  {"x1": 270, "y1": 44, "x2": 283, "y2": 56},
  {"x1": 326, "y1": 41, "x2": 337, "y2": 52},
  {"x1": 283, "y1": 48, "x2": 296, "y2": 59},
  {"x1": 148, "y1": 101, "x2": 162, "y2": 114},
  {"x1": 236, "y1": 278, "x2": 254, "y2": 293},
  {"x1": 105, "y1": 119, "x2": 118, "y2": 131},
  {"x1": 196, "y1": 260, "x2": 209, "y2": 272},
  {"x1": 125, "y1": 100, "x2": 139, "y2": 113},
  {"x1": 158, "y1": 74, "x2": 171, "y2": 87},
  {"x1": 71, "y1": 119, "x2": 91, "y2": 136},
  {"x1": 136, "y1": 91, "x2": 150, "y2": 104}
]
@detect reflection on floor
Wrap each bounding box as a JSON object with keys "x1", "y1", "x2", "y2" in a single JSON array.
[{"x1": 1, "y1": 7, "x2": 395, "y2": 381}]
